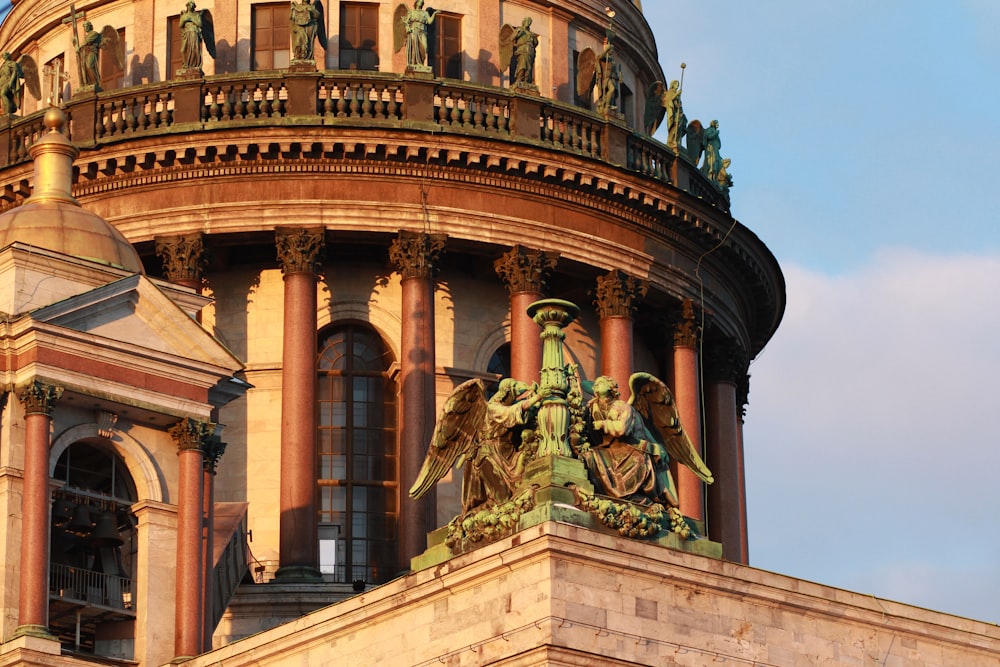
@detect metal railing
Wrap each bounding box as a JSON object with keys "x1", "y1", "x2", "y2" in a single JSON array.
[{"x1": 50, "y1": 562, "x2": 134, "y2": 612}]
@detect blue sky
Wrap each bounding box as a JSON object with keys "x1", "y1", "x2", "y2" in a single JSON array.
[{"x1": 643, "y1": 2, "x2": 1000, "y2": 623}]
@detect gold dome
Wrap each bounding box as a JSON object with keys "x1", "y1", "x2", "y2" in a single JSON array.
[{"x1": 0, "y1": 108, "x2": 144, "y2": 274}]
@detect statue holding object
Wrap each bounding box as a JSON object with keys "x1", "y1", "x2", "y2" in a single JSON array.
[
  {"x1": 394, "y1": 1, "x2": 439, "y2": 72},
  {"x1": 499, "y1": 17, "x2": 539, "y2": 90},
  {"x1": 67, "y1": 10, "x2": 125, "y2": 92}
]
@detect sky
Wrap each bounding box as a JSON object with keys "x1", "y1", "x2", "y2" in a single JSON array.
[
  {"x1": 0, "y1": 0, "x2": 996, "y2": 626},
  {"x1": 642, "y1": 2, "x2": 1000, "y2": 624}
]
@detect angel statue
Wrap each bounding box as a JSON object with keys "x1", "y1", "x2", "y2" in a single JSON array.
[
  {"x1": 409, "y1": 378, "x2": 550, "y2": 512},
  {"x1": 179, "y1": 2, "x2": 216, "y2": 72},
  {"x1": 393, "y1": 1, "x2": 439, "y2": 70},
  {"x1": 499, "y1": 17, "x2": 538, "y2": 89},
  {"x1": 582, "y1": 374, "x2": 712, "y2": 508},
  {"x1": 290, "y1": 0, "x2": 327, "y2": 62},
  {"x1": 642, "y1": 81, "x2": 666, "y2": 136},
  {"x1": 0, "y1": 52, "x2": 40, "y2": 117},
  {"x1": 73, "y1": 20, "x2": 125, "y2": 90},
  {"x1": 576, "y1": 37, "x2": 621, "y2": 115}
]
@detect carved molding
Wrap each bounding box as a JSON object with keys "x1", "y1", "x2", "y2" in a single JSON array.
[
  {"x1": 168, "y1": 417, "x2": 216, "y2": 455},
  {"x1": 593, "y1": 270, "x2": 648, "y2": 319},
  {"x1": 493, "y1": 245, "x2": 559, "y2": 295},
  {"x1": 16, "y1": 382, "x2": 63, "y2": 416},
  {"x1": 155, "y1": 233, "x2": 205, "y2": 285},
  {"x1": 276, "y1": 227, "x2": 326, "y2": 275},
  {"x1": 673, "y1": 298, "x2": 700, "y2": 349},
  {"x1": 389, "y1": 230, "x2": 446, "y2": 280}
]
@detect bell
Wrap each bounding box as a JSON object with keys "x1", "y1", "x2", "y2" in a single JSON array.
[
  {"x1": 66, "y1": 503, "x2": 94, "y2": 536},
  {"x1": 91, "y1": 512, "x2": 124, "y2": 547},
  {"x1": 51, "y1": 499, "x2": 75, "y2": 526}
]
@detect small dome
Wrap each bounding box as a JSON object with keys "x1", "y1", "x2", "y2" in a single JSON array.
[
  {"x1": 0, "y1": 108, "x2": 144, "y2": 274},
  {"x1": 0, "y1": 199, "x2": 144, "y2": 273}
]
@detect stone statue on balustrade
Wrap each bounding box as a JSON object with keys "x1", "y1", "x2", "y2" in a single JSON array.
[
  {"x1": 178, "y1": 2, "x2": 216, "y2": 75},
  {"x1": 409, "y1": 298, "x2": 716, "y2": 560},
  {"x1": 394, "y1": 1, "x2": 440, "y2": 72},
  {"x1": 68, "y1": 15, "x2": 125, "y2": 92},
  {"x1": 700, "y1": 119, "x2": 722, "y2": 180},
  {"x1": 577, "y1": 37, "x2": 622, "y2": 116},
  {"x1": 290, "y1": 0, "x2": 327, "y2": 63},
  {"x1": 500, "y1": 17, "x2": 539, "y2": 91},
  {"x1": 0, "y1": 52, "x2": 40, "y2": 118}
]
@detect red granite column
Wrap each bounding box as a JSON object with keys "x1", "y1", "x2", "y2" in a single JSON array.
[
  {"x1": 594, "y1": 270, "x2": 647, "y2": 396},
  {"x1": 169, "y1": 418, "x2": 212, "y2": 660},
  {"x1": 704, "y1": 341, "x2": 749, "y2": 563},
  {"x1": 672, "y1": 299, "x2": 705, "y2": 521},
  {"x1": 494, "y1": 246, "x2": 558, "y2": 383},
  {"x1": 275, "y1": 227, "x2": 325, "y2": 582},
  {"x1": 390, "y1": 231, "x2": 445, "y2": 566},
  {"x1": 14, "y1": 382, "x2": 62, "y2": 638},
  {"x1": 202, "y1": 437, "x2": 226, "y2": 651}
]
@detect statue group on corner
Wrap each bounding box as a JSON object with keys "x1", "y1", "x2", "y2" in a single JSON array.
[{"x1": 411, "y1": 368, "x2": 713, "y2": 532}]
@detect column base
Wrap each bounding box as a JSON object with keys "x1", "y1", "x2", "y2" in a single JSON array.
[
  {"x1": 3, "y1": 626, "x2": 60, "y2": 653},
  {"x1": 272, "y1": 565, "x2": 324, "y2": 583}
]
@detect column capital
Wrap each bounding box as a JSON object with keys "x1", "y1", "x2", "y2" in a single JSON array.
[
  {"x1": 737, "y1": 373, "x2": 750, "y2": 420},
  {"x1": 168, "y1": 418, "x2": 216, "y2": 456},
  {"x1": 16, "y1": 382, "x2": 63, "y2": 416},
  {"x1": 154, "y1": 233, "x2": 205, "y2": 285},
  {"x1": 203, "y1": 435, "x2": 227, "y2": 473},
  {"x1": 389, "y1": 230, "x2": 446, "y2": 280},
  {"x1": 593, "y1": 270, "x2": 647, "y2": 319},
  {"x1": 704, "y1": 339, "x2": 748, "y2": 385},
  {"x1": 672, "y1": 298, "x2": 701, "y2": 349},
  {"x1": 493, "y1": 245, "x2": 559, "y2": 295},
  {"x1": 276, "y1": 227, "x2": 326, "y2": 275}
]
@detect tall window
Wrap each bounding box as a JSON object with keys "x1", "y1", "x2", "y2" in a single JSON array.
[
  {"x1": 100, "y1": 28, "x2": 126, "y2": 90},
  {"x1": 167, "y1": 16, "x2": 182, "y2": 78},
  {"x1": 340, "y1": 3, "x2": 378, "y2": 70},
  {"x1": 430, "y1": 13, "x2": 461, "y2": 79},
  {"x1": 252, "y1": 3, "x2": 290, "y2": 70},
  {"x1": 317, "y1": 324, "x2": 398, "y2": 584}
]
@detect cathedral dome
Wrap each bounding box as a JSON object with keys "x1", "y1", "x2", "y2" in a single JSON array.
[{"x1": 0, "y1": 108, "x2": 143, "y2": 274}]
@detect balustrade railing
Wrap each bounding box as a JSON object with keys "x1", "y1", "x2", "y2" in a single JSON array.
[
  {"x1": 0, "y1": 71, "x2": 725, "y2": 208},
  {"x1": 50, "y1": 562, "x2": 134, "y2": 612}
]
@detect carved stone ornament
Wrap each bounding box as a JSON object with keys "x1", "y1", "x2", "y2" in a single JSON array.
[
  {"x1": 493, "y1": 245, "x2": 558, "y2": 295},
  {"x1": 16, "y1": 381, "x2": 63, "y2": 416},
  {"x1": 96, "y1": 410, "x2": 118, "y2": 439},
  {"x1": 593, "y1": 270, "x2": 648, "y2": 319},
  {"x1": 276, "y1": 227, "x2": 326, "y2": 275},
  {"x1": 203, "y1": 434, "x2": 227, "y2": 473},
  {"x1": 388, "y1": 230, "x2": 446, "y2": 280},
  {"x1": 673, "y1": 298, "x2": 700, "y2": 349},
  {"x1": 155, "y1": 233, "x2": 205, "y2": 285},
  {"x1": 704, "y1": 339, "x2": 747, "y2": 385},
  {"x1": 168, "y1": 417, "x2": 216, "y2": 454}
]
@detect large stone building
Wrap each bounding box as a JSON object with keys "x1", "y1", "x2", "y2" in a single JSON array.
[{"x1": 0, "y1": 1, "x2": 995, "y2": 665}]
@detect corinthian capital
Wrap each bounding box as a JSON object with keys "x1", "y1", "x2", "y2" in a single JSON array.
[
  {"x1": 389, "y1": 230, "x2": 446, "y2": 280},
  {"x1": 593, "y1": 270, "x2": 648, "y2": 319},
  {"x1": 493, "y1": 245, "x2": 559, "y2": 295},
  {"x1": 155, "y1": 233, "x2": 205, "y2": 285},
  {"x1": 673, "y1": 298, "x2": 700, "y2": 349},
  {"x1": 276, "y1": 227, "x2": 326, "y2": 275},
  {"x1": 16, "y1": 381, "x2": 63, "y2": 416},
  {"x1": 169, "y1": 417, "x2": 216, "y2": 455},
  {"x1": 704, "y1": 339, "x2": 748, "y2": 385}
]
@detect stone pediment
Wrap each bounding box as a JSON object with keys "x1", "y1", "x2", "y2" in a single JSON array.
[{"x1": 28, "y1": 273, "x2": 241, "y2": 371}]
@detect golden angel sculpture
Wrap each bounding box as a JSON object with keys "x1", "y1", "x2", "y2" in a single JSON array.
[
  {"x1": 409, "y1": 379, "x2": 548, "y2": 512},
  {"x1": 0, "y1": 52, "x2": 40, "y2": 117},
  {"x1": 583, "y1": 373, "x2": 712, "y2": 508}
]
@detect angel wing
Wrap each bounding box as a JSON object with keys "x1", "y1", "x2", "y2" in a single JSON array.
[
  {"x1": 17, "y1": 54, "x2": 41, "y2": 100},
  {"x1": 643, "y1": 80, "x2": 665, "y2": 135},
  {"x1": 202, "y1": 10, "x2": 217, "y2": 60},
  {"x1": 314, "y1": 0, "x2": 328, "y2": 49},
  {"x1": 628, "y1": 372, "x2": 713, "y2": 484},
  {"x1": 392, "y1": 3, "x2": 409, "y2": 54},
  {"x1": 408, "y1": 378, "x2": 488, "y2": 500},
  {"x1": 100, "y1": 25, "x2": 126, "y2": 71},
  {"x1": 575, "y1": 47, "x2": 596, "y2": 99},
  {"x1": 685, "y1": 119, "x2": 704, "y2": 164},
  {"x1": 498, "y1": 24, "x2": 515, "y2": 72}
]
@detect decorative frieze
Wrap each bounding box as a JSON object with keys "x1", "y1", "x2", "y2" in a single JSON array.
[
  {"x1": 155, "y1": 233, "x2": 205, "y2": 285},
  {"x1": 16, "y1": 381, "x2": 63, "y2": 416},
  {"x1": 276, "y1": 227, "x2": 326, "y2": 275},
  {"x1": 389, "y1": 230, "x2": 446, "y2": 280},
  {"x1": 493, "y1": 245, "x2": 559, "y2": 295},
  {"x1": 593, "y1": 270, "x2": 648, "y2": 319}
]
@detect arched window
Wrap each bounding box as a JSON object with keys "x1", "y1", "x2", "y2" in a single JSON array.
[
  {"x1": 50, "y1": 441, "x2": 138, "y2": 657},
  {"x1": 317, "y1": 324, "x2": 398, "y2": 584}
]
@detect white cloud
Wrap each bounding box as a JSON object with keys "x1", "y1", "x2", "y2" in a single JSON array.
[{"x1": 743, "y1": 250, "x2": 1000, "y2": 623}]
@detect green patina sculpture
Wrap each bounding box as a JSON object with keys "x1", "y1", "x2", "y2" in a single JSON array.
[
  {"x1": 290, "y1": 0, "x2": 326, "y2": 63},
  {"x1": 411, "y1": 298, "x2": 715, "y2": 556},
  {"x1": 500, "y1": 18, "x2": 539, "y2": 89},
  {"x1": 0, "y1": 52, "x2": 39, "y2": 117},
  {"x1": 701, "y1": 119, "x2": 722, "y2": 180},
  {"x1": 179, "y1": 2, "x2": 216, "y2": 71},
  {"x1": 394, "y1": 1, "x2": 439, "y2": 71},
  {"x1": 576, "y1": 33, "x2": 622, "y2": 115}
]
